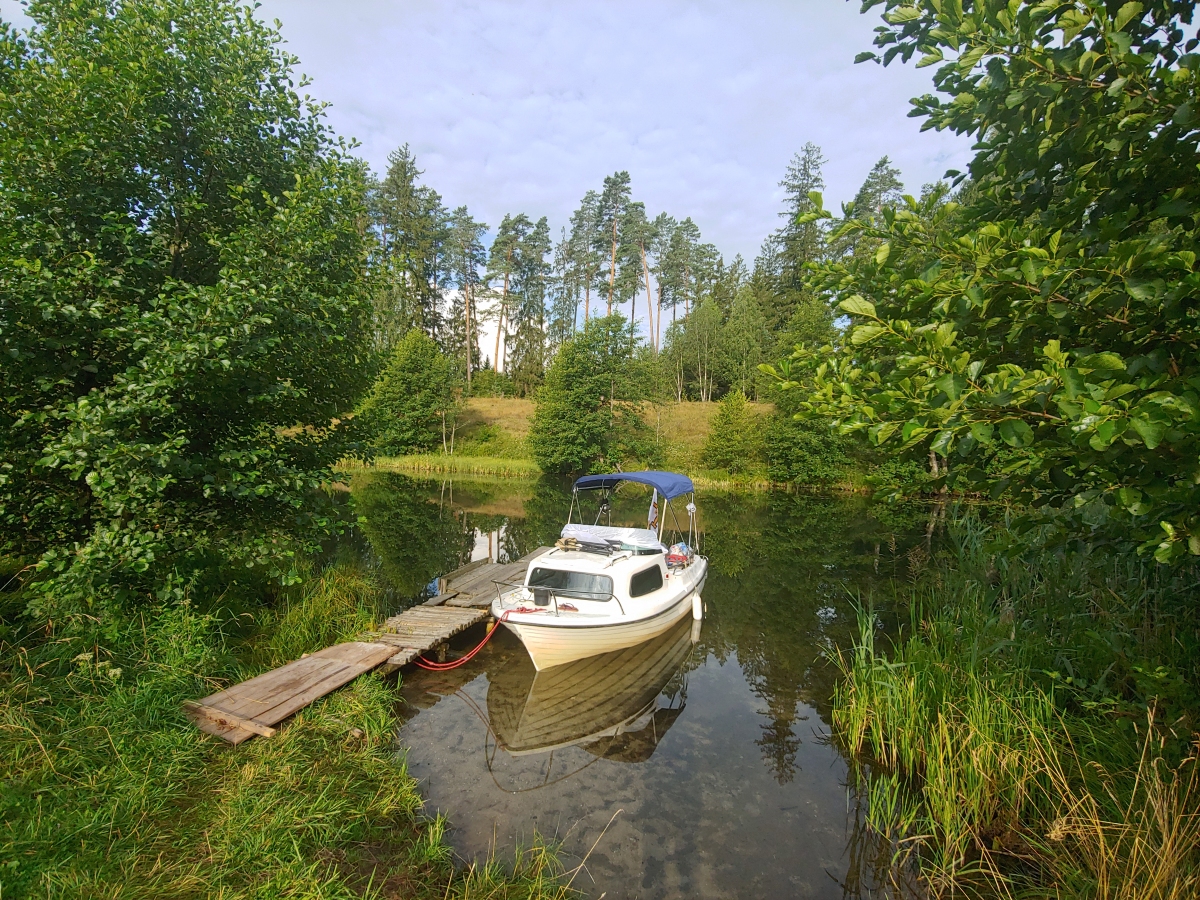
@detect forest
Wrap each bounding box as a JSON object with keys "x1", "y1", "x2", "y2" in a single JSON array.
[
  {"x1": 364, "y1": 141, "x2": 852, "y2": 403},
  {"x1": 2, "y1": 0, "x2": 1200, "y2": 898}
]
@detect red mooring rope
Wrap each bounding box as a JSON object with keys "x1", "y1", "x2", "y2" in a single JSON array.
[{"x1": 412, "y1": 608, "x2": 544, "y2": 671}]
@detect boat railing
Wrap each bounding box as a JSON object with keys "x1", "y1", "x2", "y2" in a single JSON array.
[{"x1": 493, "y1": 579, "x2": 624, "y2": 616}]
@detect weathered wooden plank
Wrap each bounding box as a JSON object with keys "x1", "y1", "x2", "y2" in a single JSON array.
[
  {"x1": 439, "y1": 557, "x2": 489, "y2": 592},
  {"x1": 195, "y1": 642, "x2": 395, "y2": 728},
  {"x1": 245, "y1": 645, "x2": 396, "y2": 725},
  {"x1": 184, "y1": 700, "x2": 277, "y2": 738},
  {"x1": 188, "y1": 713, "x2": 257, "y2": 745},
  {"x1": 188, "y1": 600, "x2": 496, "y2": 745},
  {"x1": 445, "y1": 594, "x2": 493, "y2": 608},
  {"x1": 202, "y1": 656, "x2": 334, "y2": 715},
  {"x1": 386, "y1": 648, "x2": 420, "y2": 667}
]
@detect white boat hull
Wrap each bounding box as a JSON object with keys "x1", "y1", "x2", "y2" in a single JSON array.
[{"x1": 498, "y1": 561, "x2": 707, "y2": 670}]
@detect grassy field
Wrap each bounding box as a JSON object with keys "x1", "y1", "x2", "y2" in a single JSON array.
[
  {"x1": 0, "y1": 563, "x2": 574, "y2": 899},
  {"x1": 382, "y1": 398, "x2": 777, "y2": 480}
]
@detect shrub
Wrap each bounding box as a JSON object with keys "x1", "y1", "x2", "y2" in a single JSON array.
[
  {"x1": 529, "y1": 315, "x2": 655, "y2": 474},
  {"x1": 703, "y1": 391, "x2": 765, "y2": 474},
  {"x1": 358, "y1": 328, "x2": 454, "y2": 455},
  {"x1": 0, "y1": 0, "x2": 375, "y2": 616},
  {"x1": 764, "y1": 414, "x2": 848, "y2": 485}
]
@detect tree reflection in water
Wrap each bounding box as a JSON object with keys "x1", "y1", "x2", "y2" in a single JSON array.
[{"x1": 348, "y1": 473, "x2": 931, "y2": 783}]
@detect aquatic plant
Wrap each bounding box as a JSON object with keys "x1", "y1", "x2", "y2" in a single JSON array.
[{"x1": 833, "y1": 515, "x2": 1200, "y2": 897}]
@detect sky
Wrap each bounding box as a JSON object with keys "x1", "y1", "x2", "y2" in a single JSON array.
[
  {"x1": 0, "y1": 0, "x2": 974, "y2": 263},
  {"x1": 247, "y1": 0, "x2": 971, "y2": 263},
  {"x1": 0, "y1": 0, "x2": 972, "y2": 351}
]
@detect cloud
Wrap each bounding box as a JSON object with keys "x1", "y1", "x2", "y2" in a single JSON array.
[
  {"x1": 0, "y1": 0, "x2": 972, "y2": 263},
  {"x1": 252, "y1": 0, "x2": 970, "y2": 260}
]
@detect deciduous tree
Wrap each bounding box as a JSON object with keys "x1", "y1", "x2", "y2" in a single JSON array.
[{"x1": 0, "y1": 0, "x2": 375, "y2": 613}]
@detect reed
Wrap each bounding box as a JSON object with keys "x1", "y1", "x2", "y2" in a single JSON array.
[
  {"x1": 833, "y1": 513, "x2": 1200, "y2": 897},
  {"x1": 354, "y1": 454, "x2": 544, "y2": 478}
]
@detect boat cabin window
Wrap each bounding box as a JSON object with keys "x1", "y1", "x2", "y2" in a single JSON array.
[
  {"x1": 528, "y1": 567, "x2": 613, "y2": 601},
  {"x1": 629, "y1": 564, "x2": 664, "y2": 598}
]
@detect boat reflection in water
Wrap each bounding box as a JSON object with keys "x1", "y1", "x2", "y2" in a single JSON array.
[{"x1": 484, "y1": 617, "x2": 697, "y2": 779}]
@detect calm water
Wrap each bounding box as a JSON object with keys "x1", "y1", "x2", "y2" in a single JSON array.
[{"x1": 336, "y1": 473, "x2": 932, "y2": 899}]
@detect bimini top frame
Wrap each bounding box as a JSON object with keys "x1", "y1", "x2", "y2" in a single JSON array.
[
  {"x1": 572, "y1": 470, "x2": 693, "y2": 500},
  {"x1": 568, "y1": 471, "x2": 697, "y2": 545}
]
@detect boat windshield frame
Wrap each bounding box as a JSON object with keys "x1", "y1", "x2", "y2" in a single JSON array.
[
  {"x1": 526, "y1": 566, "x2": 615, "y2": 602},
  {"x1": 566, "y1": 475, "x2": 698, "y2": 548}
]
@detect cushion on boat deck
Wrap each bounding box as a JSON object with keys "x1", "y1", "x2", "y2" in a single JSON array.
[{"x1": 561, "y1": 524, "x2": 666, "y2": 552}]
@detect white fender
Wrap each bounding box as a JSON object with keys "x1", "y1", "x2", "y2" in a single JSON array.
[{"x1": 692, "y1": 593, "x2": 703, "y2": 620}]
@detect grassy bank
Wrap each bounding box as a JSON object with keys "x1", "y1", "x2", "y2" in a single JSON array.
[
  {"x1": 835, "y1": 516, "x2": 1200, "y2": 897},
  {"x1": 0, "y1": 563, "x2": 573, "y2": 899},
  {"x1": 361, "y1": 454, "x2": 543, "y2": 478},
  {"x1": 367, "y1": 398, "x2": 871, "y2": 491}
]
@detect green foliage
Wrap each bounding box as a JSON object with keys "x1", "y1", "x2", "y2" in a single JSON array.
[
  {"x1": 470, "y1": 368, "x2": 517, "y2": 399},
  {"x1": 265, "y1": 562, "x2": 384, "y2": 664},
  {"x1": 0, "y1": 0, "x2": 375, "y2": 617},
  {"x1": 702, "y1": 391, "x2": 765, "y2": 474},
  {"x1": 775, "y1": 0, "x2": 1200, "y2": 560},
  {"x1": 764, "y1": 414, "x2": 849, "y2": 485},
  {"x1": 834, "y1": 515, "x2": 1200, "y2": 894},
  {"x1": 528, "y1": 315, "x2": 659, "y2": 473},
  {"x1": 369, "y1": 144, "x2": 451, "y2": 351},
  {"x1": 0, "y1": 562, "x2": 574, "y2": 898},
  {"x1": 359, "y1": 328, "x2": 455, "y2": 455},
  {"x1": 351, "y1": 472, "x2": 474, "y2": 597}
]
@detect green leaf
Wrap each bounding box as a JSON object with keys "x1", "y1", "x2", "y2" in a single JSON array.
[
  {"x1": 1077, "y1": 352, "x2": 1126, "y2": 371},
  {"x1": 1130, "y1": 415, "x2": 1167, "y2": 449},
  {"x1": 850, "y1": 324, "x2": 887, "y2": 345},
  {"x1": 870, "y1": 421, "x2": 900, "y2": 444},
  {"x1": 1114, "y1": 1, "x2": 1143, "y2": 32},
  {"x1": 970, "y1": 422, "x2": 995, "y2": 444},
  {"x1": 1062, "y1": 368, "x2": 1085, "y2": 399},
  {"x1": 999, "y1": 419, "x2": 1034, "y2": 447},
  {"x1": 854, "y1": 51, "x2": 878, "y2": 64},
  {"x1": 874, "y1": 242, "x2": 891, "y2": 265},
  {"x1": 839, "y1": 296, "x2": 877, "y2": 318},
  {"x1": 933, "y1": 372, "x2": 967, "y2": 400}
]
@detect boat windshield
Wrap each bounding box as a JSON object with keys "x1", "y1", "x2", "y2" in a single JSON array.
[{"x1": 527, "y1": 567, "x2": 614, "y2": 601}]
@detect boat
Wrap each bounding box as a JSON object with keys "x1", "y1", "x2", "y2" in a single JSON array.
[
  {"x1": 487, "y1": 616, "x2": 695, "y2": 758},
  {"x1": 490, "y1": 470, "x2": 708, "y2": 670}
]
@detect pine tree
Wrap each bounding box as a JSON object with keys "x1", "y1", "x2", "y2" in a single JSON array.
[
  {"x1": 369, "y1": 145, "x2": 449, "y2": 352},
  {"x1": 595, "y1": 171, "x2": 632, "y2": 315},
  {"x1": 486, "y1": 213, "x2": 532, "y2": 372},
  {"x1": 508, "y1": 216, "x2": 552, "y2": 396},
  {"x1": 649, "y1": 213, "x2": 678, "y2": 348},
  {"x1": 777, "y1": 143, "x2": 827, "y2": 286},
  {"x1": 755, "y1": 143, "x2": 828, "y2": 332},
  {"x1": 565, "y1": 190, "x2": 603, "y2": 324},
  {"x1": 831, "y1": 156, "x2": 905, "y2": 260},
  {"x1": 616, "y1": 201, "x2": 653, "y2": 344},
  {"x1": 445, "y1": 206, "x2": 487, "y2": 393}
]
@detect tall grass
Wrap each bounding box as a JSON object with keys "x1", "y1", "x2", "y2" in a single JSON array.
[
  {"x1": 355, "y1": 454, "x2": 543, "y2": 478},
  {"x1": 0, "y1": 562, "x2": 573, "y2": 899},
  {"x1": 833, "y1": 513, "x2": 1200, "y2": 897}
]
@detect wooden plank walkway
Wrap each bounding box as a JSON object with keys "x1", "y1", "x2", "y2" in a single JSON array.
[
  {"x1": 185, "y1": 641, "x2": 397, "y2": 744},
  {"x1": 185, "y1": 548, "x2": 549, "y2": 745},
  {"x1": 437, "y1": 546, "x2": 551, "y2": 608}
]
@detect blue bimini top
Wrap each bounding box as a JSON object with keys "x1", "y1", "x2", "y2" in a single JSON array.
[{"x1": 572, "y1": 470, "x2": 694, "y2": 501}]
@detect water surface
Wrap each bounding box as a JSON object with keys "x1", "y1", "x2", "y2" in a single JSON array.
[{"x1": 340, "y1": 474, "x2": 931, "y2": 899}]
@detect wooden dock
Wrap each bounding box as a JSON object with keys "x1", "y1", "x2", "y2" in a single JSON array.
[
  {"x1": 433, "y1": 546, "x2": 551, "y2": 608},
  {"x1": 185, "y1": 548, "x2": 548, "y2": 744}
]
